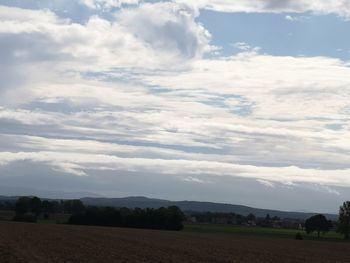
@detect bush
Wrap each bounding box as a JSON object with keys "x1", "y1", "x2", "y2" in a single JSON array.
[
  {"x1": 13, "y1": 213, "x2": 37, "y2": 223},
  {"x1": 295, "y1": 232, "x2": 303, "y2": 240},
  {"x1": 67, "y1": 206, "x2": 184, "y2": 231}
]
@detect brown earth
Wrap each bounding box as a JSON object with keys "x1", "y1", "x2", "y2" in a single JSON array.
[{"x1": 0, "y1": 221, "x2": 349, "y2": 263}]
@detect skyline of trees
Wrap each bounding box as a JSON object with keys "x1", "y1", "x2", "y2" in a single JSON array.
[{"x1": 4, "y1": 196, "x2": 350, "y2": 238}]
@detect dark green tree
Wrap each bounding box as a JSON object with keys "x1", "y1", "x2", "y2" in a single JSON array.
[
  {"x1": 305, "y1": 214, "x2": 331, "y2": 238},
  {"x1": 67, "y1": 206, "x2": 184, "y2": 231},
  {"x1": 42, "y1": 200, "x2": 58, "y2": 219},
  {"x1": 13, "y1": 197, "x2": 39, "y2": 223},
  {"x1": 15, "y1": 197, "x2": 31, "y2": 215},
  {"x1": 63, "y1": 199, "x2": 85, "y2": 214},
  {"x1": 30, "y1": 197, "x2": 42, "y2": 216},
  {"x1": 272, "y1": 216, "x2": 280, "y2": 221},
  {"x1": 246, "y1": 213, "x2": 256, "y2": 222},
  {"x1": 165, "y1": 206, "x2": 185, "y2": 230},
  {"x1": 41, "y1": 200, "x2": 51, "y2": 213},
  {"x1": 337, "y1": 201, "x2": 350, "y2": 239}
]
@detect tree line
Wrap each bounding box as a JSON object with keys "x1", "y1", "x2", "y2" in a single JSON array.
[
  {"x1": 190, "y1": 201, "x2": 350, "y2": 239},
  {"x1": 12, "y1": 197, "x2": 85, "y2": 222},
  {"x1": 303, "y1": 202, "x2": 350, "y2": 239},
  {"x1": 0, "y1": 200, "x2": 15, "y2": 211},
  {"x1": 4, "y1": 197, "x2": 350, "y2": 238},
  {"x1": 191, "y1": 211, "x2": 280, "y2": 226},
  {"x1": 11, "y1": 196, "x2": 184, "y2": 231},
  {"x1": 68, "y1": 206, "x2": 184, "y2": 230}
]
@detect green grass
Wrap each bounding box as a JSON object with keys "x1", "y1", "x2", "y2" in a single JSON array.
[
  {"x1": 37, "y1": 214, "x2": 70, "y2": 224},
  {"x1": 37, "y1": 219, "x2": 64, "y2": 224},
  {"x1": 0, "y1": 210, "x2": 70, "y2": 224},
  {"x1": 184, "y1": 224, "x2": 345, "y2": 241},
  {"x1": 0, "y1": 210, "x2": 15, "y2": 221}
]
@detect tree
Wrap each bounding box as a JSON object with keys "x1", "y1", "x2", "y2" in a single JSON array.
[
  {"x1": 63, "y1": 200, "x2": 85, "y2": 214},
  {"x1": 30, "y1": 197, "x2": 42, "y2": 216},
  {"x1": 246, "y1": 213, "x2": 256, "y2": 222},
  {"x1": 305, "y1": 214, "x2": 331, "y2": 238},
  {"x1": 165, "y1": 206, "x2": 185, "y2": 230},
  {"x1": 337, "y1": 201, "x2": 350, "y2": 239},
  {"x1": 42, "y1": 200, "x2": 51, "y2": 214},
  {"x1": 67, "y1": 206, "x2": 184, "y2": 231},
  {"x1": 15, "y1": 197, "x2": 31, "y2": 215},
  {"x1": 272, "y1": 216, "x2": 280, "y2": 221},
  {"x1": 13, "y1": 197, "x2": 39, "y2": 223},
  {"x1": 42, "y1": 200, "x2": 58, "y2": 219}
]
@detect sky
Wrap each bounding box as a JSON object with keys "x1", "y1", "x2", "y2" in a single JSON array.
[{"x1": 1, "y1": 0, "x2": 350, "y2": 213}]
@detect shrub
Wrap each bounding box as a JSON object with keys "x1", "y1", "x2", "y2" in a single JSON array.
[
  {"x1": 295, "y1": 232, "x2": 303, "y2": 240},
  {"x1": 13, "y1": 213, "x2": 37, "y2": 223}
]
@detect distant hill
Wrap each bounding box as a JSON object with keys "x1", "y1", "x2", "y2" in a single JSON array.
[
  {"x1": 0, "y1": 196, "x2": 18, "y2": 201},
  {"x1": 81, "y1": 196, "x2": 338, "y2": 220},
  {"x1": 0, "y1": 195, "x2": 337, "y2": 220}
]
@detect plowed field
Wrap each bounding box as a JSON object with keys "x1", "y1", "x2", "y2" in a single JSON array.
[{"x1": 0, "y1": 221, "x2": 349, "y2": 263}]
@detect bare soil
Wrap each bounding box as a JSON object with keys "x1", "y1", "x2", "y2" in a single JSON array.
[{"x1": 0, "y1": 221, "x2": 349, "y2": 263}]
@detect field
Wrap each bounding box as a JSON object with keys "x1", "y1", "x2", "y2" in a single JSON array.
[
  {"x1": 0, "y1": 221, "x2": 350, "y2": 263},
  {"x1": 184, "y1": 224, "x2": 343, "y2": 241},
  {"x1": 0, "y1": 210, "x2": 14, "y2": 221}
]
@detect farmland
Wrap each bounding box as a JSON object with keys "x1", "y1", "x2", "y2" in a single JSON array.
[
  {"x1": 184, "y1": 224, "x2": 343, "y2": 241},
  {"x1": 0, "y1": 221, "x2": 349, "y2": 263}
]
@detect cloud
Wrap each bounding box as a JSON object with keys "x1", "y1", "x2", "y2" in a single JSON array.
[
  {"x1": 2, "y1": 52, "x2": 350, "y2": 185},
  {"x1": 183, "y1": 176, "x2": 212, "y2": 184},
  {"x1": 233, "y1": 42, "x2": 251, "y2": 51},
  {"x1": 257, "y1": 179, "x2": 275, "y2": 188},
  {"x1": 1, "y1": 1, "x2": 350, "y2": 200},
  {"x1": 285, "y1": 15, "x2": 296, "y2": 21},
  {"x1": 177, "y1": 0, "x2": 350, "y2": 18},
  {"x1": 116, "y1": 2, "x2": 211, "y2": 59},
  {"x1": 0, "y1": 3, "x2": 212, "y2": 106},
  {"x1": 285, "y1": 15, "x2": 310, "y2": 21},
  {"x1": 2, "y1": 150, "x2": 350, "y2": 187},
  {"x1": 144, "y1": 54, "x2": 350, "y2": 120},
  {"x1": 232, "y1": 42, "x2": 261, "y2": 53},
  {"x1": 80, "y1": 0, "x2": 139, "y2": 10}
]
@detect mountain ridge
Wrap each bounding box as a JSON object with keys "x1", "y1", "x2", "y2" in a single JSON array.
[
  {"x1": 0, "y1": 195, "x2": 337, "y2": 220},
  {"x1": 81, "y1": 196, "x2": 338, "y2": 220}
]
